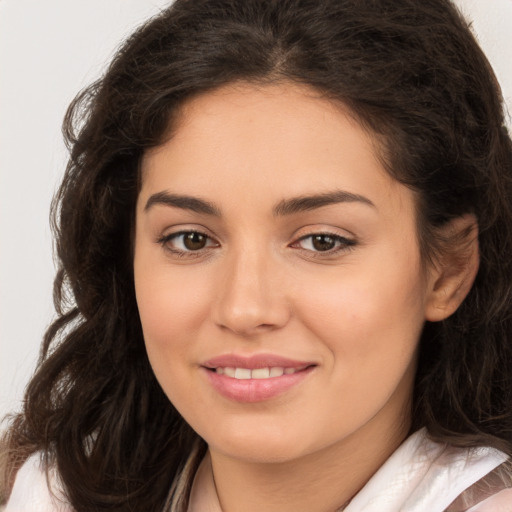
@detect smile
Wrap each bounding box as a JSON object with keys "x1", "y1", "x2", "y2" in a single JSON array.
[
  {"x1": 202, "y1": 355, "x2": 316, "y2": 402},
  {"x1": 214, "y1": 367, "x2": 301, "y2": 379}
]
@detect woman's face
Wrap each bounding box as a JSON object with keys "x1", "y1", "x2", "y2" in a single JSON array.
[{"x1": 134, "y1": 82, "x2": 437, "y2": 464}]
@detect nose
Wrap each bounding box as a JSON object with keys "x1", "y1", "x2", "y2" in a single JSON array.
[{"x1": 212, "y1": 247, "x2": 291, "y2": 336}]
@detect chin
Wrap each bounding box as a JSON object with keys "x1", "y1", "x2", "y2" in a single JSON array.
[
  {"x1": 215, "y1": 439, "x2": 308, "y2": 464},
  {"x1": 198, "y1": 421, "x2": 322, "y2": 464}
]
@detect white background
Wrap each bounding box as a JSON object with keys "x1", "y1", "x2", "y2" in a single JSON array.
[{"x1": 1, "y1": 0, "x2": 511, "y2": 423}]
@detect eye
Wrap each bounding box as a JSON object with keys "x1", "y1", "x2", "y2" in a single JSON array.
[
  {"x1": 293, "y1": 233, "x2": 356, "y2": 253},
  {"x1": 158, "y1": 230, "x2": 218, "y2": 253}
]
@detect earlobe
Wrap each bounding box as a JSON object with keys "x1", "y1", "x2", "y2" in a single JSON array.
[{"x1": 425, "y1": 215, "x2": 479, "y2": 322}]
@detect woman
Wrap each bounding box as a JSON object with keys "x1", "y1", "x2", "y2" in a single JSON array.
[{"x1": 2, "y1": 0, "x2": 512, "y2": 510}]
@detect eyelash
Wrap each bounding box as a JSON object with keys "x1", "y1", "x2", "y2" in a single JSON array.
[
  {"x1": 291, "y1": 232, "x2": 357, "y2": 257},
  {"x1": 157, "y1": 230, "x2": 218, "y2": 258},
  {"x1": 157, "y1": 230, "x2": 356, "y2": 258}
]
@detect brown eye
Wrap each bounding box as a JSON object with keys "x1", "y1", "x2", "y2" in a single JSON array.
[
  {"x1": 183, "y1": 232, "x2": 207, "y2": 250},
  {"x1": 159, "y1": 230, "x2": 217, "y2": 253},
  {"x1": 293, "y1": 233, "x2": 356, "y2": 254},
  {"x1": 311, "y1": 235, "x2": 336, "y2": 251}
]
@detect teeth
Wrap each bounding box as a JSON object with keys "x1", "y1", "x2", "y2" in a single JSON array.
[
  {"x1": 214, "y1": 366, "x2": 298, "y2": 379},
  {"x1": 269, "y1": 367, "x2": 284, "y2": 377},
  {"x1": 224, "y1": 367, "x2": 236, "y2": 378},
  {"x1": 251, "y1": 368, "x2": 270, "y2": 379},
  {"x1": 234, "y1": 368, "x2": 251, "y2": 379}
]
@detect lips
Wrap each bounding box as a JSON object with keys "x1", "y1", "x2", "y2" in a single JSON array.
[
  {"x1": 215, "y1": 366, "x2": 300, "y2": 379},
  {"x1": 201, "y1": 354, "x2": 316, "y2": 402},
  {"x1": 203, "y1": 353, "x2": 314, "y2": 370}
]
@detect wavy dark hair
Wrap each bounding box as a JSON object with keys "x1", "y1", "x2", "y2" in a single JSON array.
[{"x1": 2, "y1": 0, "x2": 512, "y2": 510}]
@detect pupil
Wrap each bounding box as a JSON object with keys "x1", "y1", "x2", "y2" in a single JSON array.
[
  {"x1": 184, "y1": 232, "x2": 207, "y2": 250},
  {"x1": 312, "y1": 235, "x2": 335, "y2": 251}
]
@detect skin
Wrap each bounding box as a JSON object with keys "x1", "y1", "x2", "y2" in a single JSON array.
[{"x1": 133, "y1": 82, "x2": 477, "y2": 512}]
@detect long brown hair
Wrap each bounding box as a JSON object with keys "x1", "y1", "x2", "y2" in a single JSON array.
[{"x1": 2, "y1": 0, "x2": 512, "y2": 509}]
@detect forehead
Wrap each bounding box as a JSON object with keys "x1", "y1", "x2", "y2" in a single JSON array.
[{"x1": 139, "y1": 81, "x2": 413, "y2": 218}]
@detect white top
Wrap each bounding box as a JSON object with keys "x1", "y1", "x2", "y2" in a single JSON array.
[
  {"x1": 5, "y1": 430, "x2": 512, "y2": 511},
  {"x1": 343, "y1": 430, "x2": 511, "y2": 512},
  {"x1": 4, "y1": 453, "x2": 72, "y2": 512}
]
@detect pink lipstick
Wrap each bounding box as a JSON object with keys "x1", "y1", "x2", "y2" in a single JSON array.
[{"x1": 201, "y1": 354, "x2": 316, "y2": 402}]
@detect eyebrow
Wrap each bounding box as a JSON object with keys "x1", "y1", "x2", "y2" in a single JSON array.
[
  {"x1": 144, "y1": 191, "x2": 221, "y2": 216},
  {"x1": 272, "y1": 190, "x2": 375, "y2": 216},
  {"x1": 144, "y1": 189, "x2": 375, "y2": 217}
]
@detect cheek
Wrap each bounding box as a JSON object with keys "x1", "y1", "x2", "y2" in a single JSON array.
[
  {"x1": 138, "y1": 282, "x2": 201, "y2": 331},
  {"x1": 134, "y1": 255, "x2": 213, "y2": 365},
  {"x1": 295, "y1": 267, "x2": 425, "y2": 423},
  {"x1": 295, "y1": 252, "x2": 427, "y2": 368},
  {"x1": 134, "y1": 270, "x2": 210, "y2": 413}
]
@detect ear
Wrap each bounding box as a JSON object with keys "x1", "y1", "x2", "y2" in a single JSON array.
[{"x1": 425, "y1": 214, "x2": 479, "y2": 322}]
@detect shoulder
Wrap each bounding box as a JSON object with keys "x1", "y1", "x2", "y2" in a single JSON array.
[
  {"x1": 346, "y1": 429, "x2": 512, "y2": 512},
  {"x1": 464, "y1": 489, "x2": 512, "y2": 512},
  {"x1": 4, "y1": 452, "x2": 73, "y2": 512},
  {"x1": 446, "y1": 460, "x2": 512, "y2": 512}
]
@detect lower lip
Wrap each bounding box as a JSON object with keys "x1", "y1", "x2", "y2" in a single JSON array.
[{"x1": 202, "y1": 367, "x2": 314, "y2": 402}]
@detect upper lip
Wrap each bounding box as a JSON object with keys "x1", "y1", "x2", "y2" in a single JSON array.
[{"x1": 202, "y1": 353, "x2": 316, "y2": 370}]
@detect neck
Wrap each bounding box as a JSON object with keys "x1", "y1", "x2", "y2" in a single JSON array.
[{"x1": 207, "y1": 419, "x2": 409, "y2": 512}]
